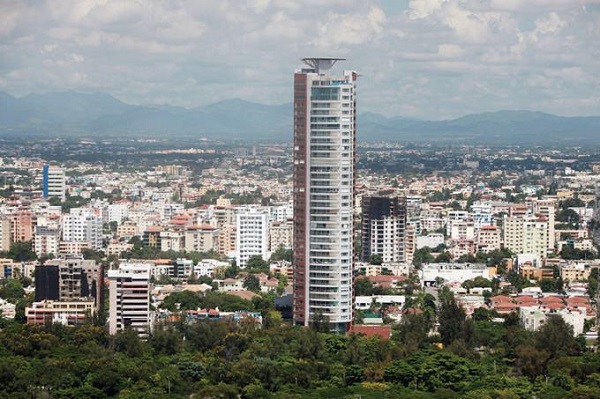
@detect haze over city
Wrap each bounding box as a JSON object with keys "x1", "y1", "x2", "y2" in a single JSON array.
[{"x1": 1, "y1": 0, "x2": 600, "y2": 119}]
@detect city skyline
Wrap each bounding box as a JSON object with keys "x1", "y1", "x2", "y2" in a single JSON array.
[{"x1": 1, "y1": 0, "x2": 599, "y2": 120}]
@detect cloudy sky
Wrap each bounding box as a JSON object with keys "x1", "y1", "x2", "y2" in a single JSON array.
[{"x1": 1, "y1": 0, "x2": 599, "y2": 119}]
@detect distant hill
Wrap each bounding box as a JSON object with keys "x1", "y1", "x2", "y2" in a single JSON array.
[{"x1": 1, "y1": 90, "x2": 599, "y2": 144}]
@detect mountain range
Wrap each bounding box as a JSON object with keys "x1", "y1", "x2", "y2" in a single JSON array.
[{"x1": 1, "y1": 90, "x2": 600, "y2": 145}]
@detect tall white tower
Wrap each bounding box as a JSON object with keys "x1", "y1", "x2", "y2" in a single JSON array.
[{"x1": 293, "y1": 58, "x2": 357, "y2": 332}]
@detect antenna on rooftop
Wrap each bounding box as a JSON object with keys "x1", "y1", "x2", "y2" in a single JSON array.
[{"x1": 302, "y1": 57, "x2": 346, "y2": 73}]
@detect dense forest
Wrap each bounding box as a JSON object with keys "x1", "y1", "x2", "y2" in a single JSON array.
[{"x1": 1, "y1": 289, "x2": 600, "y2": 399}]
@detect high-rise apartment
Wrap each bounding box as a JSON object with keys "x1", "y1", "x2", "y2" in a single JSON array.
[
  {"x1": 236, "y1": 209, "x2": 269, "y2": 267},
  {"x1": 108, "y1": 262, "x2": 152, "y2": 338},
  {"x1": 361, "y1": 196, "x2": 407, "y2": 263},
  {"x1": 293, "y1": 58, "x2": 357, "y2": 332}
]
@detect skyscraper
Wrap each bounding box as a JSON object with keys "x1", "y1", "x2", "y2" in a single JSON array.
[{"x1": 293, "y1": 58, "x2": 357, "y2": 332}]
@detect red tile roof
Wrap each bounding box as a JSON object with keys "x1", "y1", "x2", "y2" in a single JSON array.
[{"x1": 349, "y1": 325, "x2": 392, "y2": 340}]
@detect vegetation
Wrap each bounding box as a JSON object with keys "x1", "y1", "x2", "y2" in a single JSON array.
[{"x1": 0, "y1": 302, "x2": 598, "y2": 398}]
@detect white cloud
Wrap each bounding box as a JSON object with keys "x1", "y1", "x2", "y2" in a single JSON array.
[
  {"x1": 535, "y1": 12, "x2": 566, "y2": 34},
  {"x1": 312, "y1": 7, "x2": 387, "y2": 48},
  {"x1": 0, "y1": 0, "x2": 598, "y2": 119}
]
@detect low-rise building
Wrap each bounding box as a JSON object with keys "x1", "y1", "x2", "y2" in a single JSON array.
[
  {"x1": 520, "y1": 306, "x2": 585, "y2": 336},
  {"x1": 26, "y1": 299, "x2": 95, "y2": 326},
  {"x1": 419, "y1": 263, "x2": 491, "y2": 287}
]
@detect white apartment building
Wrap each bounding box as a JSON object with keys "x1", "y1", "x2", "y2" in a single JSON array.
[
  {"x1": 160, "y1": 230, "x2": 184, "y2": 252},
  {"x1": 236, "y1": 210, "x2": 269, "y2": 267},
  {"x1": 532, "y1": 199, "x2": 556, "y2": 251},
  {"x1": 108, "y1": 263, "x2": 152, "y2": 338},
  {"x1": 193, "y1": 259, "x2": 230, "y2": 278},
  {"x1": 269, "y1": 203, "x2": 293, "y2": 223},
  {"x1": 160, "y1": 203, "x2": 184, "y2": 221},
  {"x1": 449, "y1": 220, "x2": 475, "y2": 240},
  {"x1": 34, "y1": 226, "x2": 60, "y2": 257},
  {"x1": 107, "y1": 203, "x2": 130, "y2": 224},
  {"x1": 520, "y1": 306, "x2": 585, "y2": 336},
  {"x1": 61, "y1": 211, "x2": 103, "y2": 250},
  {"x1": 470, "y1": 202, "x2": 495, "y2": 229},
  {"x1": 419, "y1": 263, "x2": 491, "y2": 286},
  {"x1": 416, "y1": 233, "x2": 445, "y2": 250},
  {"x1": 355, "y1": 295, "x2": 406, "y2": 311}
]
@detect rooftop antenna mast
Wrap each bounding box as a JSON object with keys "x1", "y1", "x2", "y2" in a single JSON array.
[{"x1": 302, "y1": 57, "x2": 346, "y2": 73}]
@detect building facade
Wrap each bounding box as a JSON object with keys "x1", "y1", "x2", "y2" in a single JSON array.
[
  {"x1": 235, "y1": 210, "x2": 269, "y2": 267},
  {"x1": 42, "y1": 164, "x2": 66, "y2": 201},
  {"x1": 293, "y1": 58, "x2": 356, "y2": 332},
  {"x1": 108, "y1": 262, "x2": 152, "y2": 338},
  {"x1": 361, "y1": 196, "x2": 407, "y2": 263}
]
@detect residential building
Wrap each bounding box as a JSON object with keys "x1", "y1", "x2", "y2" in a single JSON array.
[
  {"x1": 108, "y1": 262, "x2": 152, "y2": 338},
  {"x1": 26, "y1": 299, "x2": 95, "y2": 326},
  {"x1": 36, "y1": 259, "x2": 103, "y2": 308},
  {"x1": 107, "y1": 203, "x2": 130, "y2": 224},
  {"x1": 235, "y1": 210, "x2": 269, "y2": 267},
  {"x1": 62, "y1": 211, "x2": 103, "y2": 250},
  {"x1": 33, "y1": 226, "x2": 60, "y2": 257},
  {"x1": 292, "y1": 58, "x2": 356, "y2": 331},
  {"x1": 361, "y1": 196, "x2": 407, "y2": 263},
  {"x1": 160, "y1": 230, "x2": 184, "y2": 252},
  {"x1": 503, "y1": 215, "x2": 548, "y2": 259},
  {"x1": 520, "y1": 306, "x2": 585, "y2": 336},
  {"x1": 269, "y1": 220, "x2": 293, "y2": 251},
  {"x1": 0, "y1": 217, "x2": 10, "y2": 252},
  {"x1": 184, "y1": 224, "x2": 219, "y2": 253},
  {"x1": 42, "y1": 164, "x2": 66, "y2": 201},
  {"x1": 10, "y1": 211, "x2": 33, "y2": 243},
  {"x1": 419, "y1": 263, "x2": 491, "y2": 286}
]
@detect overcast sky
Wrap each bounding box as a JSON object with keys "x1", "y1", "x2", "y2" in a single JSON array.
[{"x1": 1, "y1": 0, "x2": 599, "y2": 119}]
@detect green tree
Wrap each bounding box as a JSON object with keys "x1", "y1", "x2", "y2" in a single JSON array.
[
  {"x1": 224, "y1": 263, "x2": 240, "y2": 278},
  {"x1": 269, "y1": 245, "x2": 292, "y2": 262},
  {"x1": 355, "y1": 278, "x2": 374, "y2": 296},
  {"x1": 246, "y1": 256, "x2": 269, "y2": 273},
  {"x1": 310, "y1": 310, "x2": 331, "y2": 332},
  {"x1": 4, "y1": 241, "x2": 37, "y2": 262},
  {"x1": 438, "y1": 290, "x2": 466, "y2": 346},
  {"x1": 369, "y1": 254, "x2": 383, "y2": 265},
  {"x1": 0, "y1": 279, "x2": 25, "y2": 303},
  {"x1": 243, "y1": 274, "x2": 261, "y2": 293},
  {"x1": 535, "y1": 315, "x2": 578, "y2": 359},
  {"x1": 413, "y1": 248, "x2": 434, "y2": 268},
  {"x1": 160, "y1": 290, "x2": 202, "y2": 311}
]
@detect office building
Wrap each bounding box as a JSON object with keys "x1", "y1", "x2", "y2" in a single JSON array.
[{"x1": 292, "y1": 58, "x2": 357, "y2": 332}]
